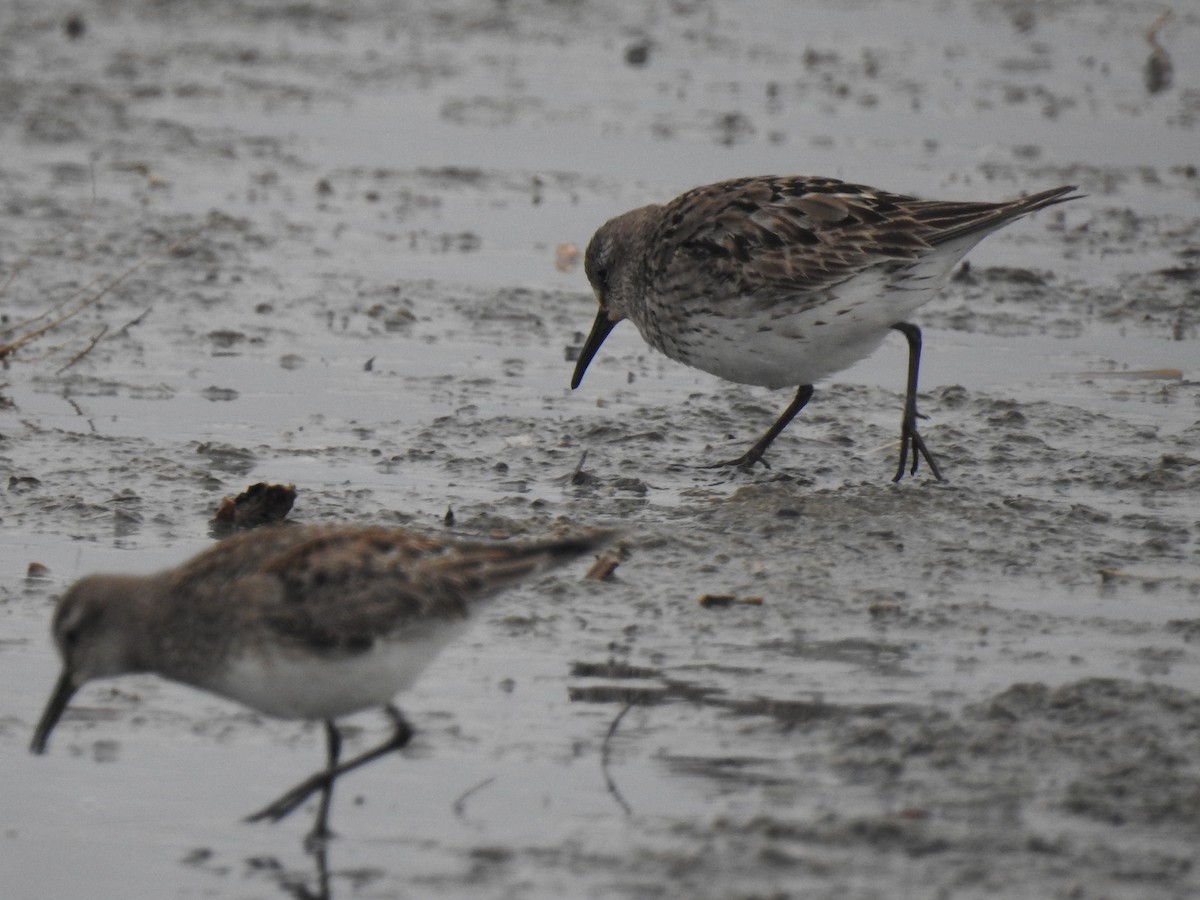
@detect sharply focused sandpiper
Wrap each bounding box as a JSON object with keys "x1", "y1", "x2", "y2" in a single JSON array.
[
  {"x1": 571, "y1": 175, "x2": 1080, "y2": 479},
  {"x1": 30, "y1": 524, "x2": 612, "y2": 841}
]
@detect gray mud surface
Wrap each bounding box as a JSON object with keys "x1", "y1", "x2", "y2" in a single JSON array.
[{"x1": 2, "y1": 2, "x2": 1199, "y2": 898}]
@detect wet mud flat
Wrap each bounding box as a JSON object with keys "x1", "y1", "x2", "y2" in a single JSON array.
[{"x1": 1, "y1": 1, "x2": 1199, "y2": 898}]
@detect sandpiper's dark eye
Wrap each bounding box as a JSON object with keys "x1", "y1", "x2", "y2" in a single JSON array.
[{"x1": 594, "y1": 266, "x2": 609, "y2": 289}]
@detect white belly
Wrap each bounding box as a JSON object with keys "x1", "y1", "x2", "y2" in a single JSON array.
[
  {"x1": 646, "y1": 249, "x2": 966, "y2": 389},
  {"x1": 201, "y1": 620, "x2": 470, "y2": 720},
  {"x1": 666, "y1": 309, "x2": 896, "y2": 389}
]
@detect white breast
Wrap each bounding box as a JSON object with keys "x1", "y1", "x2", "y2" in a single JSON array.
[
  {"x1": 648, "y1": 243, "x2": 973, "y2": 389},
  {"x1": 200, "y1": 620, "x2": 470, "y2": 721}
]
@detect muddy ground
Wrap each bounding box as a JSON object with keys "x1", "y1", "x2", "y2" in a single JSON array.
[{"x1": 1, "y1": 1, "x2": 1199, "y2": 898}]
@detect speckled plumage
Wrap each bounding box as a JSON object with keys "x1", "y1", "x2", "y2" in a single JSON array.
[
  {"x1": 30, "y1": 523, "x2": 612, "y2": 839},
  {"x1": 572, "y1": 175, "x2": 1079, "y2": 477}
]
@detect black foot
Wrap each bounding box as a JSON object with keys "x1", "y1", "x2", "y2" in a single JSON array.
[
  {"x1": 890, "y1": 323, "x2": 945, "y2": 483},
  {"x1": 700, "y1": 449, "x2": 771, "y2": 471},
  {"x1": 892, "y1": 414, "x2": 944, "y2": 483},
  {"x1": 698, "y1": 384, "x2": 813, "y2": 474},
  {"x1": 246, "y1": 771, "x2": 335, "y2": 826},
  {"x1": 245, "y1": 707, "x2": 414, "y2": 831}
]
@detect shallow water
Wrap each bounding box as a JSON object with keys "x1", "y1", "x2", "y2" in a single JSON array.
[{"x1": 2, "y1": 1, "x2": 1199, "y2": 898}]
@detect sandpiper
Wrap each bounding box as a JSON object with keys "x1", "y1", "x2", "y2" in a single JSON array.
[
  {"x1": 571, "y1": 175, "x2": 1079, "y2": 479},
  {"x1": 30, "y1": 523, "x2": 612, "y2": 841}
]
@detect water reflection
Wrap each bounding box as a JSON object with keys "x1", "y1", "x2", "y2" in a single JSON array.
[{"x1": 241, "y1": 841, "x2": 331, "y2": 900}]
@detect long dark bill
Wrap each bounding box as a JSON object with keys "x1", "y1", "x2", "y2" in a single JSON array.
[
  {"x1": 30, "y1": 668, "x2": 77, "y2": 754},
  {"x1": 570, "y1": 309, "x2": 619, "y2": 389}
]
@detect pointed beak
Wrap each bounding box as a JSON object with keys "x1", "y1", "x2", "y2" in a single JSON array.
[
  {"x1": 571, "y1": 308, "x2": 619, "y2": 389},
  {"x1": 30, "y1": 667, "x2": 78, "y2": 755}
]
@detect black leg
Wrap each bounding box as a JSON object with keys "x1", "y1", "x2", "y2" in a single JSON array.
[
  {"x1": 308, "y1": 721, "x2": 341, "y2": 843},
  {"x1": 245, "y1": 705, "x2": 415, "y2": 831},
  {"x1": 890, "y1": 323, "x2": 944, "y2": 483},
  {"x1": 705, "y1": 384, "x2": 815, "y2": 470}
]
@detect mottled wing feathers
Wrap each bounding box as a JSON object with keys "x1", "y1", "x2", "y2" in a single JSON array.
[
  {"x1": 187, "y1": 525, "x2": 610, "y2": 655},
  {"x1": 255, "y1": 527, "x2": 455, "y2": 652},
  {"x1": 650, "y1": 177, "x2": 921, "y2": 298},
  {"x1": 903, "y1": 184, "x2": 1079, "y2": 246},
  {"x1": 416, "y1": 529, "x2": 614, "y2": 597},
  {"x1": 649, "y1": 176, "x2": 1077, "y2": 300}
]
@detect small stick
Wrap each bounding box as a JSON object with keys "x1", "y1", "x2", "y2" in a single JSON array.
[
  {"x1": 600, "y1": 700, "x2": 637, "y2": 817},
  {"x1": 585, "y1": 545, "x2": 624, "y2": 581},
  {"x1": 117, "y1": 307, "x2": 153, "y2": 336},
  {"x1": 56, "y1": 325, "x2": 108, "y2": 374},
  {"x1": 452, "y1": 775, "x2": 497, "y2": 819},
  {"x1": 0, "y1": 219, "x2": 209, "y2": 362}
]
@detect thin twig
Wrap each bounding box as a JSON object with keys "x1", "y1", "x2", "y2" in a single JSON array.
[
  {"x1": 1, "y1": 277, "x2": 103, "y2": 341},
  {"x1": 0, "y1": 291, "x2": 103, "y2": 360},
  {"x1": 56, "y1": 325, "x2": 108, "y2": 374},
  {"x1": 600, "y1": 700, "x2": 637, "y2": 817},
  {"x1": 117, "y1": 307, "x2": 153, "y2": 336},
  {"x1": 452, "y1": 775, "x2": 497, "y2": 819},
  {"x1": 0, "y1": 219, "x2": 209, "y2": 363},
  {"x1": 63, "y1": 395, "x2": 85, "y2": 418}
]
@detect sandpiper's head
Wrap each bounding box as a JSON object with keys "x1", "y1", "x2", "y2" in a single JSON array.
[
  {"x1": 30, "y1": 575, "x2": 146, "y2": 754},
  {"x1": 572, "y1": 206, "x2": 657, "y2": 390}
]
